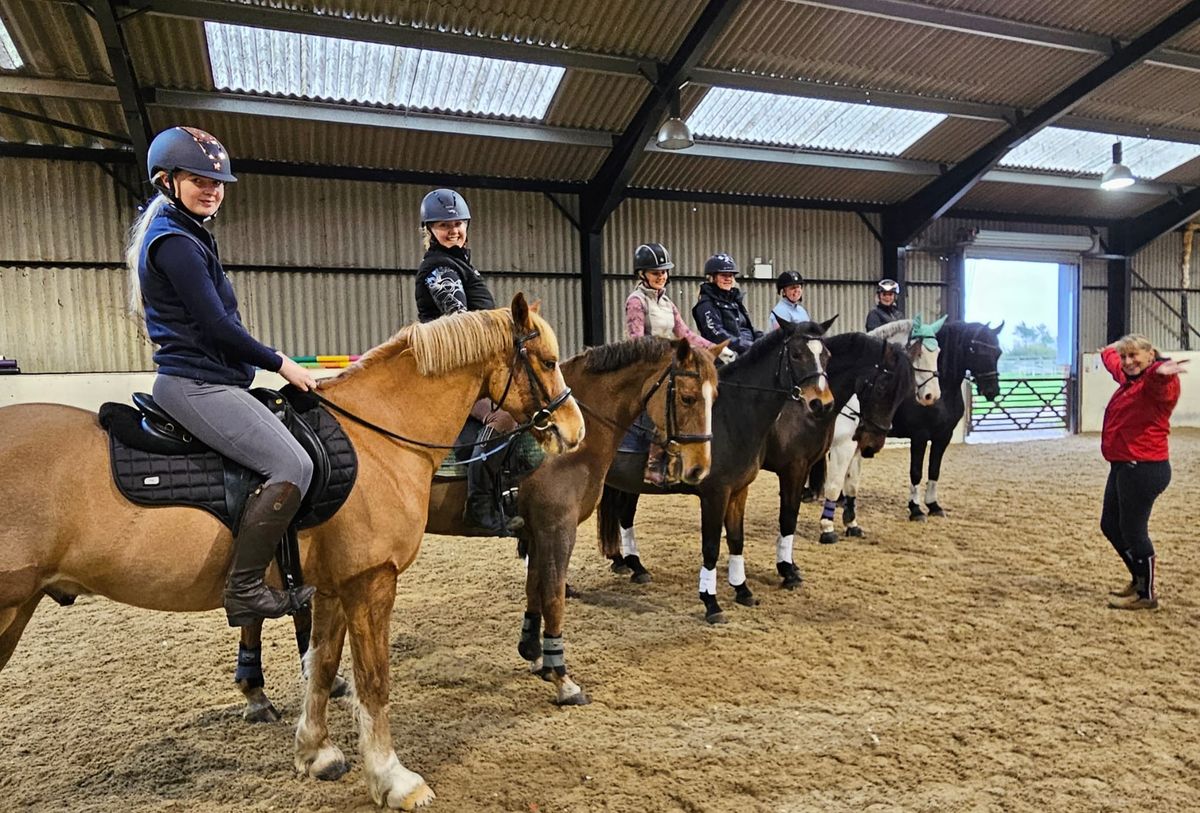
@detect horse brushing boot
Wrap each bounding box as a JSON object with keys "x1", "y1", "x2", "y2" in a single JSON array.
[{"x1": 225, "y1": 483, "x2": 315, "y2": 628}]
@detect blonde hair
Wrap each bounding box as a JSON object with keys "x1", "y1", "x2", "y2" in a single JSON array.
[
  {"x1": 1114, "y1": 333, "x2": 1155, "y2": 355},
  {"x1": 124, "y1": 191, "x2": 171, "y2": 321}
]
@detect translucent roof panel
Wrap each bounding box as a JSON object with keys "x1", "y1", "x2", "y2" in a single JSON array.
[
  {"x1": 0, "y1": 17, "x2": 23, "y2": 70},
  {"x1": 1000, "y1": 127, "x2": 1200, "y2": 179},
  {"x1": 686, "y1": 87, "x2": 946, "y2": 155},
  {"x1": 204, "y1": 22, "x2": 565, "y2": 120}
]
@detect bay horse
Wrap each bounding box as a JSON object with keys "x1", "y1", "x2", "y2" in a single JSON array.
[
  {"x1": 892, "y1": 320, "x2": 1004, "y2": 520},
  {"x1": 811, "y1": 318, "x2": 946, "y2": 544},
  {"x1": 755, "y1": 331, "x2": 917, "y2": 588},
  {"x1": 0, "y1": 294, "x2": 585, "y2": 810},
  {"x1": 233, "y1": 336, "x2": 721, "y2": 714},
  {"x1": 598, "y1": 318, "x2": 837, "y2": 624}
]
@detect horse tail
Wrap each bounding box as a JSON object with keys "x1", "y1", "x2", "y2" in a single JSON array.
[
  {"x1": 597, "y1": 485, "x2": 624, "y2": 558},
  {"x1": 807, "y1": 457, "x2": 827, "y2": 494}
]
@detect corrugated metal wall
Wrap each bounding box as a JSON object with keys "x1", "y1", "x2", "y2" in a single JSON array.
[{"x1": 3, "y1": 158, "x2": 1198, "y2": 373}]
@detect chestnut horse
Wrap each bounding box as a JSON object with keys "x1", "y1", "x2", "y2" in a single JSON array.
[
  {"x1": 0, "y1": 295, "x2": 584, "y2": 810},
  {"x1": 233, "y1": 336, "x2": 721, "y2": 715}
]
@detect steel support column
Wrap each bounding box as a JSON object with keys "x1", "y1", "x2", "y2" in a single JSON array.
[
  {"x1": 1106, "y1": 225, "x2": 1132, "y2": 343},
  {"x1": 580, "y1": 228, "x2": 605, "y2": 346},
  {"x1": 93, "y1": 0, "x2": 153, "y2": 170}
]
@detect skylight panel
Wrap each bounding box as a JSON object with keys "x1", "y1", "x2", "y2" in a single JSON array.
[
  {"x1": 204, "y1": 22, "x2": 565, "y2": 120},
  {"x1": 0, "y1": 17, "x2": 23, "y2": 70},
  {"x1": 1000, "y1": 127, "x2": 1200, "y2": 179},
  {"x1": 686, "y1": 87, "x2": 946, "y2": 155}
]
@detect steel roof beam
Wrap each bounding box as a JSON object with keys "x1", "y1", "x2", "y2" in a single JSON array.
[
  {"x1": 883, "y1": 0, "x2": 1200, "y2": 245},
  {"x1": 1117, "y1": 187, "x2": 1200, "y2": 256},
  {"x1": 92, "y1": 0, "x2": 153, "y2": 171},
  {"x1": 791, "y1": 0, "x2": 1200, "y2": 73},
  {"x1": 581, "y1": 0, "x2": 746, "y2": 231}
]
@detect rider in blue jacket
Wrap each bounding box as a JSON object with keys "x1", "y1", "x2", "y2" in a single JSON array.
[{"x1": 693, "y1": 253, "x2": 761, "y2": 358}]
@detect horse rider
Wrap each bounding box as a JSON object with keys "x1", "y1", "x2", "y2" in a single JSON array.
[
  {"x1": 126, "y1": 126, "x2": 317, "y2": 627},
  {"x1": 769, "y1": 270, "x2": 810, "y2": 329},
  {"x1": 414, "y1": 188, "x2": 519, "y2": 536},
  {"x1": 623, "y1": 242, "x2": 729, "y2": 485},
  {"x1": 693, "y1": 252, "x2": 762, "y2": 361},
  {"x1": 865, "y1": 278, "x2": 904, "y2": 331}
]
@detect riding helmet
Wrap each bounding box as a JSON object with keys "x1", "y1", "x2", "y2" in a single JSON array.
[
  {"x1": 776, "y1": 270, "x2": 804, "y2": 292},
  {"x1": 634, "y1": 242, "x2": 674, "y2": 274},
  {"x1": 420, "y1": 189, "x2": 472, "y2": 224},
  {"x1": 703, "y1": 253, "x2": 738, "y2": 277},
  {"x1": 147, "y1": 126, "x2": 237, "y2": 183},
  {"x1": 877, "y1": 278, "x2": 900, "y2": 294}
]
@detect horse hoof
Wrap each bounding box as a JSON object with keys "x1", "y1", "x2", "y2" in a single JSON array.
[
  {"x1": 391, "y1": 782, "x2": 436, "y2": 810},
  {"x1": 314, "y1": 759, "x2": 350, "y2": 782},
  {"x1": 819, "y1": 531, "x2": 839, "y2": 545},
  {"x1": 330, "y1": 674, "x2": 352, "y2": 699},
  {"x1": 609, "y1": 557, "x2": 632, "y2": 576},
  {"x1": 565, "y1": 583, "x2": 581, "y2": 599},
  {"x1": 705, "y1": 611, "x2": 727, "y2": 625},
  {"x1": 556, "y1": 690, "x2": 590, "y2": 706},
  {"x1": 630, "y1": 571, "x2": 653, "y2": 585},
  {"x1": 909, "y1": 513, "x2": 927, "y2": 523},
  {"x1": 926, "y1": 503, "x2": 946, "y2": 518},
  {"x1": 845, "y1": 526, "x2": 864, "y2": 538},
  {"x1": 780, "y1": 573, "x2": 803, "y2": 590},
  {"x1": 243, "y1": 701, "x2": 281, "y2": 724},
  {"x1": 735, "y1": 592, "x2": 759, "y2": 607}
]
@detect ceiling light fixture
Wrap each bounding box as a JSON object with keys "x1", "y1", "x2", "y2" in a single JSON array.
[
  {"x1": 656, "y1": 91, "x2": 693, "y2": 151},
  {"x1": 1100, "y1": 141, "x2": 1135, "y2": 191}
]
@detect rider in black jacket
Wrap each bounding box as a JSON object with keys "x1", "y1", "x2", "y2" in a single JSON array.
[
  {"x1": 865, "y1": 278, "x2": 904, "y2": 331},
  {"x1": 692, "y1": 253, "x2": 761, "y2": 358}
]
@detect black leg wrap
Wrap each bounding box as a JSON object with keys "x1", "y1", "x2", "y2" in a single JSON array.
[
  {"x1": 517, "y1": 612, "x2": 542, "y2": 662},
  {"x1": 843, "y1": 497, "x2": 856, "y2": 524},
  {"x1": 925, "y1": 501, "x2": 946, "y2": 517},
  {"x1": 908, "y1": 501, "x2": 926, "y2": 521},
  {"x1": 733, "y1": 582, "x2": 759, "y2": 607},
  {"x1": 699, "y1": 592, "x2": 725, "y2": 624},
  {"x1": 235, "y1": 643, "x2": 265, "y2": 689},
  {"x1": 295, "y1": 625, "x2": 310, "y2": 659},
  {"x1": 625, "y1": 555, "x2": 652, "y2": 584}
]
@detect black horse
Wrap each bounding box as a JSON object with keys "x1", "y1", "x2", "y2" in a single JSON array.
[
  {"x1": 599, "y1": 318, "x2": 837, "y2": 624},
  {"x1": 892, "y1": 320, "x2": 1004, "y2": 520},
  {"x1": 764, "y1": 332, "x2": 917, "y2": 589}
]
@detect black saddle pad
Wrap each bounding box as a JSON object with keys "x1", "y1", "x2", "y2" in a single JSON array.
[{"x1": 99, "y1": 390, "x2": 357, "y2": 531}]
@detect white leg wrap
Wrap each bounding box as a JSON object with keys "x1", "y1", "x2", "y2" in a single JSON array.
[
  {"x1": 909, "y1": 483, "x2": 920, "y2": 503},
  {"x1": 619, "y1": 526, "x2": 639, "y2": 558},
  {"x1": 819, "y1": 518, "x2": 834, "y2": 533},
  {"x1": 699, "y1": 566, "x2": 717, "y2": 595},
  {"x1": 776, "y1": 534, "x2": 794, "y2": 564},
  {"x1": 925, "y1": 480, "x2": 938, "y2": 504},
  {"x1": 727, "y1": 554, "x2": 746, "y2": 586}
]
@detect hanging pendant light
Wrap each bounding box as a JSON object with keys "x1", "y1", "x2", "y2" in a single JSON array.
[
  {"x1": 656, "y1": 90, "x2": 694, "y2": 151},
  {"x1": 1100, "y1": 141, "x2": 1135, "y2": 190}
]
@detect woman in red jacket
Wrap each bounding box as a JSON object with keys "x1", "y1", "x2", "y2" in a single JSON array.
[{"x1": 1099, "y1": 334, "x2": 1188, "y2": 610}]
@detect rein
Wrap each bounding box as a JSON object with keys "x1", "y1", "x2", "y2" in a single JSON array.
[
  {"x1": 575, "y1": 357, "x2": 712, "y2": 447},
  {"x1": 310, "y1": 325, "x2": 572, "y2": 452},
  {"x1": 721, "y1": 335, "x2": 827, "y2": 401}
]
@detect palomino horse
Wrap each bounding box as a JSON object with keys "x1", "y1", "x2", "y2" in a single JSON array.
[
  {"x1": 599, "y1": 318, "x2": 837, "y2": 624},
  {"x1": 812, "y1": 317, "x2": 945, "y2": 543},
  {"x1": 754, "y1": 331, "x2": 916, "y2": 588},
  {"x1": 233, "y1": 336, "x2": 721, "y2": 714},
  {"x1": 892, "y1": 320, "x2": 1004, "y2": 520},
  {"x1": 0, "y1": 294, "x2": 585, "y2": 810}
]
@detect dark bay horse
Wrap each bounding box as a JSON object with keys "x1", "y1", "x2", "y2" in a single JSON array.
[
  {"x1": 766, "y1": 332, "x2": 918, "y2": 586},
  {"x1": 892, "y1": 320, "x2": 1004, "y2": 520},
  {"x1": 599, "y1": 318, "x2": 837, "y2": 624},
  {"x1": 234, "y1": 336, "x2": 721, "y2": 714},
  {"x1": 0, "y1": 295, "x2": 584, "y2": 810}
]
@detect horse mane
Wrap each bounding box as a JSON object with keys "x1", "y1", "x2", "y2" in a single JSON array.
[
  {"x1": 323, "y1": 309, "x2": 517, "y2": 387},
  {"x1": 936, "y1": 320, "x2": 989, "y2": 384},
  {"x1": 868, "y1": 319, "x2": 912, "y2": 344},
  {"x1": 582, "y1": 336, "x2": 674, "y2": 374}
]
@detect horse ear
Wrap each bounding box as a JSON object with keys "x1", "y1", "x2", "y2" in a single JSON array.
[
  {"x1": 529, "y1": 299, "x2": 542, "y2": 315},
  {"x1": 510, "y1": 292, "x2": 530, "y2": 327},
  {"x1": 819, "y1": 314, "x2": 838, "y2": 334},
  {"x1": 779, "y1": 318, "x2": 797, "y2": 336},
  {"x1": 707, "y1": 339, "x2": 729, "y2": 361},
  {"x1": 992, "y1": 319, "x2": 1005, "y2": 335},
  {"x1": 674, "y1": 337, "x2": 691, "y2": 363}
]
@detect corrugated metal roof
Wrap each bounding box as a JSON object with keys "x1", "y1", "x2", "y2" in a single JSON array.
[
  {"x1": 0, "y1": 93, "x2": 126, "y2": 148},
  {"x1": 999, "y1": 127, "x2": 1200, "y2": 179},
  {"x1": 899, "y1": 116, "x2": 1007, "y2": 162},
  {"x1": 544, "y1": 71, "x2": 641, "y2": 131},
  {"x1": 0, "y1": 13, "x2": 21, "y2": 69},
  {"x1": 125, "y1": 14, "x2": 214, "y2": 90},
  {"x1": 1155, "y1": 154, "x2": 1200, "y2": 185},
  {"x1": 709, "y1": 1, "x2": 1104, "y2": 109},
  {"x1": 0, "y1": 0, "x2": 108, "y2": 80},
  {"x1": 905, "y1": 0, "x2": 1190, "y2": 40},
  {"x1": 956, "y1": 180, "x2": 1161, "y2": 219},
  {"x1": 1073, "y1": 64, "x2": 1200, "y2": 133},
  {"x1": 204, "y1": 21, "x2": 566, "y2": 120},
  {"x1": 633, "y1": 152, "x2": 929, "y2": 203},
  {"x1": 686, "y1": 87, "x2": 945, "y2": 154},
  {"x1": 151, "y1": 105, "x2": 606, "y2": 180}
]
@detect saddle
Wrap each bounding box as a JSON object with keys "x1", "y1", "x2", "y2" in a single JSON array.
[{"x1": 97, "y1": 387, "x2": 357, "y2": 533}]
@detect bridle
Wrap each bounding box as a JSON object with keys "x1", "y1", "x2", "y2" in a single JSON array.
[
  {"x1": 964, "y1": 335, "x2": 1003, "y2": 390},
  {"x1": 840, "y1": 340, "x2": 898, "y2": 436},
  {"x1": 722, "y1": 332, "x2": 829, "y2": 401},
  {"x1": 643, "y1": 361, "x2": 713, "y2": 450},
  {"x1": 312, "y1": 323, "x2": 571, "y2": 451},
  {"x1": 906, "y1": 335, "x2": 940, "y2": 394}
]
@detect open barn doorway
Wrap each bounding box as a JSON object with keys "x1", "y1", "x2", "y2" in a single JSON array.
[{"x1": 962, "y1": 257, "x2": 1078, "y2": 441}]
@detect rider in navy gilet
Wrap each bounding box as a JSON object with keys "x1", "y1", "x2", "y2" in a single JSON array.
[{"x1": 693, "y1": 253, "x2": 762, "y2": 357}]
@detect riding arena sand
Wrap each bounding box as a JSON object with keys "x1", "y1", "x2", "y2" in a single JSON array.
[{"x1": 2, "y1": 429, "x2": 1198, "y2": 812}]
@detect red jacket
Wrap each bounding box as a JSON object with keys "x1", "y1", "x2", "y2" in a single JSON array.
[{"x1": 1100, "y1": 347, "x2": 1181, "y2": 462}]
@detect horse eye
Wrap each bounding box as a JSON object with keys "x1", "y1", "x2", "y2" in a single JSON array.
[
  {"x1": 541, "y1": 359, "x2": 557, "y2": 371},
  {"x1": 680, "y1": 395, "x2": 697, "y2": 406}
]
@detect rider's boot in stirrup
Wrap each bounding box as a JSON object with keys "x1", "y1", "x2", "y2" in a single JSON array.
[{"x1": 224, "y1": 482, "x2": 315, "y2": 627}]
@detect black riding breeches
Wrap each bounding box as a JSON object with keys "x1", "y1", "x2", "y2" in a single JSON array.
[{"x1": 1100, "y1": 460, "x2": 1171, "y2": 562}]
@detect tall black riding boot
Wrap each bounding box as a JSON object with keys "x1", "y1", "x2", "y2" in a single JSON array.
[{"x1": 225, "y1": 482, "x2": 316, "y2": 627}]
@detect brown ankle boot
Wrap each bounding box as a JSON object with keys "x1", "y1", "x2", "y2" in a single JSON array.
[
  {"x1": 1109, "y1": 580, "x2": 1137, "y2": 598},
  {"x1": 225, "y1": 482, "x2": 315, "y2": 627}
]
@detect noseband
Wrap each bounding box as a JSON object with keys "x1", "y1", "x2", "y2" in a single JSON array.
[
  {"x1": 493, "y1": 327, "x2": 574, "y2": 432},
  {"x1": 964, "y1": 336, "x2": 1003, "y2": 388},
  {"x1": 906, "y1": 336, "x2": 939, "y2": 392}
]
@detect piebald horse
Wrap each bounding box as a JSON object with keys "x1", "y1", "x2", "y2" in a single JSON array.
[{"x1": 0, "y1": 295, "x2": 584, "y2": 810}]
